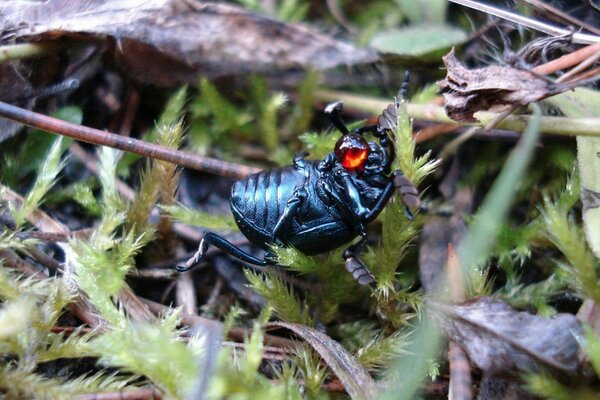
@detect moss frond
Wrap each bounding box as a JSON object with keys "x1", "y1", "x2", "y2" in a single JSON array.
[
  {"x1": 38, "y1": 328, "x2": 99, "y2": 362},
  {"x1": 271, "y1": 245, "x2": 319, "y2": 275},
  {"x1": 355, "y1": 330, "x2": 410, "y2": 372},
  {"x1": 208, "y1": 314, "x2": 305, "y2": 399},
  {"x1": 161, "y1": 202, "x2": 238, "y2": 230},
  {"x1": 154, "y1": 122, "x2": 185, "y2": 259},
  {"x1": 336, "y1": 319, "x2": 410, "y2": 371},
  {"x1": 293, "y1": 346, "x2": 328, "y2": 398},
  {"x1": 251, "y1": 77, "x2": 288, "y2": 152},
  {"x1": 582, "y1": 325, "x2": 600, "y2": 378},
  {"x1": 541, "y1": 195, "x2": 600, "y2": 303},
  {"x1": 299, "y1": 130, "x2": 338, "y2": 160},
  {"x1": 244, "y1": 269, "x2": 314, "y2": 326},
  {"x1": 0, "y1": 365, "x2": 136, "y2": 400},
  {"x1": 126, "y1": 162, "x2": 160, "y2": 232},
  {"x1": 222, "y1": 304, "x2": 247, "y2": 335},
  {"x1": 12, "y1": 136, "x2": 67, "y2": 227},
  {"x1": 393, "y1": 97, "x2": 440, "y2": 186},
  {"x1": 524, "y1": 373, "x2": 599, "y2": 400},
  {"x1": 158, "y1": 86, "x2": 188, "y2": 127},
  {"x1": 285, "y1": 70, "x2": 318, "y2": 136},
  {"x1": 200, "y1": 78, "x2": 252, "y2": 133},
  {"x1": 0, "y1": 230, "x2": 39, "y2": 254},
  {"x1": 92, "y1": 314, "x2": 197, "y2": 399},
  {"x1": 369, "y1": 95, "x2": 439, "y2": 296},
  {"x1": 0, "y1": 295, "x2": 36, "y2": 340},
  {"x1": 96, "y1": 147, "x2": 127, "y2": 237},
  {"x1": 497, "y1": 273, "x2": 565, "y2": 314}
]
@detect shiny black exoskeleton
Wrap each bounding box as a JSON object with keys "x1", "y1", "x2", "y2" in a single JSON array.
[{"x1": 177, "y1": 86, "x2": 420, "y2": 286}]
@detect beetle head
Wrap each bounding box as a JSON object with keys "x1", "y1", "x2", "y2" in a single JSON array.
[{"x1": 334, "y1": 133, "x2": 369, "y2": 173}]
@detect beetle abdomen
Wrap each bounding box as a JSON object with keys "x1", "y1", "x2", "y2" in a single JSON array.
[{"x1": 230, "y1": 165, "x2": 306, "y2": 249}]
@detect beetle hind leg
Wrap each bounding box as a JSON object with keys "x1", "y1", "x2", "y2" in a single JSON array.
[{"x1": 176, "y1": 232, "x2": 268, "y2": 273}]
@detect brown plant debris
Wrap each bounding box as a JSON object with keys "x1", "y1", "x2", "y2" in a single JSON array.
[
  {"x1": 438, "y1": 49, "x2": 562, "y2": 123},
  {"x1": 430, "y1": 297, "x2": 583, "y2": 378},
  {"x1": 0, "y1": 0, "x2": 377, "y2": 86}
]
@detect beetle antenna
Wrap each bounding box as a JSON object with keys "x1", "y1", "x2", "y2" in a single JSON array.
[
  {"x1": 398, "y1": 71, "x2": 410, "y2": 101},
  {"x1": 324, "y1": 101, "x2": 350, "y2": 135}
]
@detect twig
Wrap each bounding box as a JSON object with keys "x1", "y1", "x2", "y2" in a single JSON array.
[
  {"x1": 566, "y1": 66, "x2": 600, "y2": 84},
  {"x1": 141, "y1": 297, "x2": 299, "y2": 348},
  {"x1": 446, "y1": 245, "x2": 473, "y2": 400},
  {"x1": 73, "y1": 387, "x2": 162, "y2": 400},
  {"x1": 175, "y1": 271, "x2": 197, "y2": 316},
  {"x1": 0, "y1": 101, "x2": 260, "y2": 179},
  {"x1": 16, "y1": 229, "x2": 93, "y2": 242},
  {"x1": 556, "y1": 49, "x2": 600, "y2": 83},
  {"x1": 533, "y1": 43, "x2": 600, "y2": 75}
]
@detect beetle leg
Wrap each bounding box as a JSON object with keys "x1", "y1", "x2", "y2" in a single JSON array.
[
  {"x1": 392, "y1": 171, "x2": 420, "y2": 210},
  {"x1": 176, "y1": 232, "x2": 268, "y2": 273},
  {"x1": 272, "y1": 186, "x2": 308, "y2": 241},
  {"x1": 342, "y1": 236, "x2": 375, "y2": 286},
  {"x1": 293, "y1": 151, "x2": 309, "y2": 170}
]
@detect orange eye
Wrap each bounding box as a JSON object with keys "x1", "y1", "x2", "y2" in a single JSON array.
[{"x1": 334, "y1": 133, "x2": 369, "y2": 172}]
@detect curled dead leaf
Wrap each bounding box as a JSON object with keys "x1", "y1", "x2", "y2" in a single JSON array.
[
  {"x1": 430, "y1": 297, "x2": 583, "y2": 378},
  {"x1": 438, "y1": 49, "x2": 562, "y2": 122},
  {"x1": 267, "y1": 321, "x2": 377, "y2": 400}
]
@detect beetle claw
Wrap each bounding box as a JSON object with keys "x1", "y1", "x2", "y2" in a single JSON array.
[{"x1": 176, "y1": 238, "x2": 208, "y2": 273}]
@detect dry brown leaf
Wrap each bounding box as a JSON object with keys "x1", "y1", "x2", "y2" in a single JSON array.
[
  {"x1": 430, "y1": 297, "x2": 583, "y2": 378},
  {"x1": 1, "y1": 0, "x2": 377, "y2": 86},
  {"x1": 267, "y1": 321, "x2": 377, "y2": 400},
  {"x1": 438, "y1": 49, "x2": 562, "y2": 122}
]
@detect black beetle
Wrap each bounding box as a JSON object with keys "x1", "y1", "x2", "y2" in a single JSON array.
[{"x1": 177, "y1": 85, "x2": 419, "y2": 286}]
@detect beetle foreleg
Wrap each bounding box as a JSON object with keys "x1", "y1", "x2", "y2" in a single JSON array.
[{"x1": 176, "y1": 232, "x2": 268, "y2": 273}]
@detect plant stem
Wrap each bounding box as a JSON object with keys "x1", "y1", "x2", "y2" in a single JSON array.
[
  {"x1": 315, "y1": 90, "x2": 600, "y2": 137},
  {"x1": 0, "y1": 42, "x2": 62, "y2": 63}
]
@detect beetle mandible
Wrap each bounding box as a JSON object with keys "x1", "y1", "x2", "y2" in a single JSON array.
[{"x1": 177, "y1": 83, "x2": 420, "y2": 286}]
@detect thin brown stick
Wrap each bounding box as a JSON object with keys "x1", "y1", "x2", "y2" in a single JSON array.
[
  {"x1": 533, "y1": 42, "x2": 600, "y2": 75},
  {"x1": 175, "y1": 271, "x2": 197, "y2": 316},
  {"x1": 556, "y1": 49, "x2": 600, "y2": 83},
  {"x1": 446, "y1": 245, "x2": 472, "y2": 400},
  {"x1": 73, "y1": 387, "x2": 162, "y2": 400},
  {"x1": 566, "y1": 67, "x2": 600, "y2": 85},
  {"x1": 141, "y1": 297, "x2": 299, "y2": 348},
  {"x1": 0, "y1": 101, "x2": 260, "y2": 179}
]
